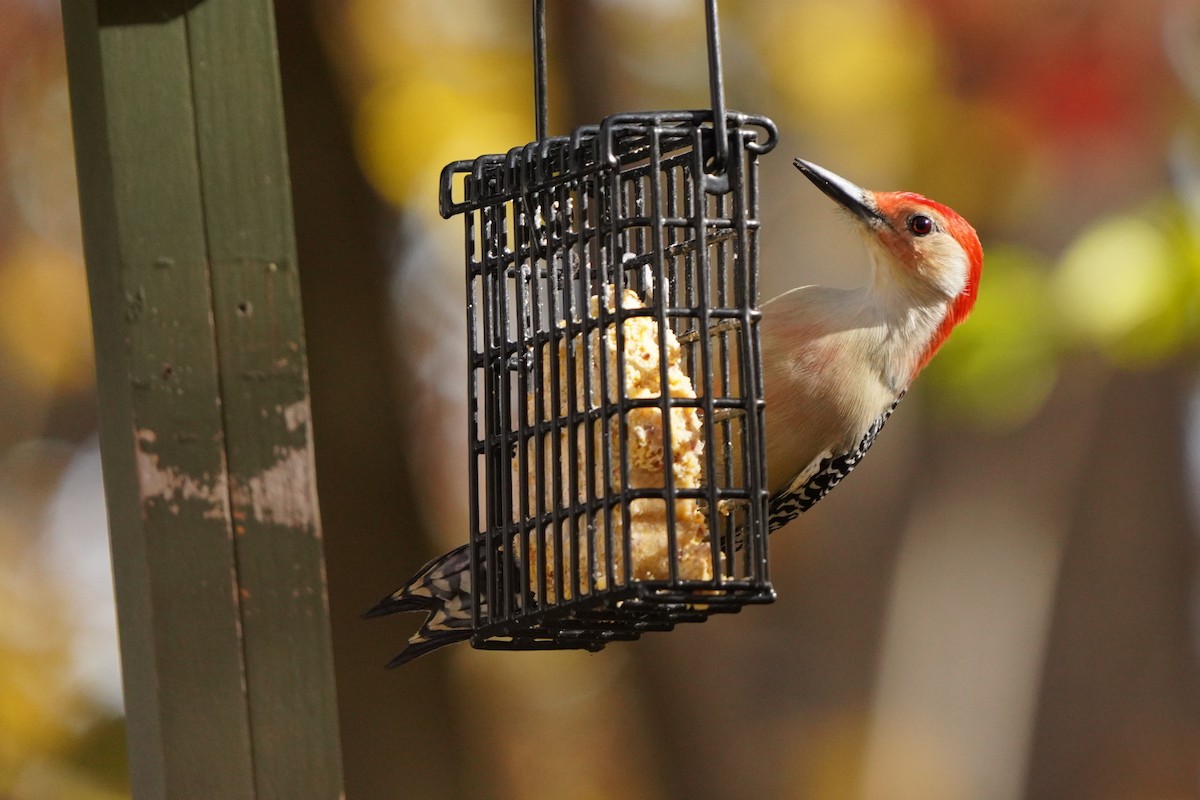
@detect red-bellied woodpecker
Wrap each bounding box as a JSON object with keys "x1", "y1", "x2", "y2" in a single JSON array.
[{"x1": 367, "y1": 159, "x2": 984, "y2": 666}]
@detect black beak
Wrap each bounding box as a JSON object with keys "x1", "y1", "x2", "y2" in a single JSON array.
[{"x1": 794, "y1": 158, "x2": 884, "y2": 226}]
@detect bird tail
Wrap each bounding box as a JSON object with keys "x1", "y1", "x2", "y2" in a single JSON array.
[{"x1": 365, "y1": 544, "x2": 475, "y2": 667}]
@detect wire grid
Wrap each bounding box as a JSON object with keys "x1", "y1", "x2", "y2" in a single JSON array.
[{"x1": 440, "y1": 111, "x2": 778, "y2": 653}]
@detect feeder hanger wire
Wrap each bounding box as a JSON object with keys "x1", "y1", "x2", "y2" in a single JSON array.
[
  {"x1": 533, "y1": 0, "x2": 549, "y2": 143},
  {"x1": 530, "y1": 0, "x2": 731, "y2": 174},
  {"x1": 703, "y1": 0, "x2": 729, "y2": 173}
]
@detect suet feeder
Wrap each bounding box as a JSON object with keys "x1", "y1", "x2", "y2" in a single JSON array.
[{"x1": 439, "y1": 0, "x2": 777, "y2": 653}]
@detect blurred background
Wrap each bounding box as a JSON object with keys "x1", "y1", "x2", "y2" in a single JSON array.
[{"x1": 3, "y1": 0, "x2": 1199, "y2": 797}]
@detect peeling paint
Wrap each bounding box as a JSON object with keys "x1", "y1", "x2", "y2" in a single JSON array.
[
  {"x1": 230, "y1": 444, "x2": 318, "y2": 530},
  {"x1": 135, "y1": 428, "x2": 228, "y2": 520},
  {"x1": 282, "y1": 400, "x2": 309, "y2": 433}
]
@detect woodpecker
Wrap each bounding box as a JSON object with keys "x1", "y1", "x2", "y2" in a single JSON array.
[
  {"x1": 760, "y1": 159, "x2": 983, "y2": 528},
  {"x1": 367, "y1": 159, "x2": 984, "y2": 666}
]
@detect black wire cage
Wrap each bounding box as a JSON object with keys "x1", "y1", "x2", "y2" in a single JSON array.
[{"x1": 439, "y1": 0, "x2": 777, "y2": 653}]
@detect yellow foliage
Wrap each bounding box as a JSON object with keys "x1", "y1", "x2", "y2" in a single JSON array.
[
  {"x1": 1053, "y1": 212, "x2": 1193, "y2": 365},
  {"x1": 0, "y1": 238, "x2": 93, "y2": 394},
  {"x1": 0, "y1": 523, "x2": 79, "y2": 792},
  {"x1": 342, "y1": 0, "x2": 532, "y2": 209},
  {"x1": 753, "y1": 0, "x2": 937, "y2": 173},
  {"x1": 355, "y1": 77, "x2": 528, "y2": 209}
]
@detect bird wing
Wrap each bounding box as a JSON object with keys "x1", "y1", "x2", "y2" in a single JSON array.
[{"x1": 765, "y1": 390, "x2": 905, "y2": 532}]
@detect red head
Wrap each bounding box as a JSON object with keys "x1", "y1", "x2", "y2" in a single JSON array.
[{"x1": 795, "y1": 159, "x2": 984, "y2": 372}]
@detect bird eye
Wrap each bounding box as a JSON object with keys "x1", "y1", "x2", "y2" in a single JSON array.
[{"x1": 907, "y1": 215, "x2": 934, "y2": 236}]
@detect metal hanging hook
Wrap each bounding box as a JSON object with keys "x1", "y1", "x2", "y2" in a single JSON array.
[{"x1": 704, "y1": 0, "x2": 729, "y2": 175}]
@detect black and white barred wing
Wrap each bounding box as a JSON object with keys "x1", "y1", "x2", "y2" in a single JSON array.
[
  {"x1": 365, "y1": 544, "x2": 477, "y2": 667},
  {"x1": 766, "y1": 393, "x2": 903, "y2": 532}
]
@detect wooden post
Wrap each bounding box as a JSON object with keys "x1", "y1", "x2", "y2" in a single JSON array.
[{"x1": 61, "y1": 1, "x2": 344, "y2": 797}]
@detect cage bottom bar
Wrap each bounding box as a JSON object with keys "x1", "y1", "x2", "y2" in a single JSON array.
[{"x1": 470, "y1": 581, "x2": 776, "y2": 653}]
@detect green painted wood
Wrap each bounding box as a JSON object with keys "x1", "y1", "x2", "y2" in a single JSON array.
[
  {"x1": 184, "y1": 1, "x2": 344, "y2": 797},
  {"x1": 61, "y1": 2, "x2": 257, "y2": 797},
  {"x1": 61, "y1": 1, "x2": 343, "y2": 797}
]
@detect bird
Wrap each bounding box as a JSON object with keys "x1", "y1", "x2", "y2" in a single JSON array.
[
  {"x1": 366, "y1": 158, "x2": 984, "y2": 666},
  {"x1": 760, "y1": 159, "x2": 983, "y2": 528}
]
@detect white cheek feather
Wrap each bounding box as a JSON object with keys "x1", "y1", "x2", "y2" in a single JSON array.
[
  {"x1": 860, "y1": 234, "x2": 966, "y2": 389},
  {"x1": 920, "y1": 235, "x2": 971, "y2": 299}
]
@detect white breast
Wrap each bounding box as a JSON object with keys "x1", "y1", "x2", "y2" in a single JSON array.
[{"x1": 760, "y1": 286, "x2": 898, "y2": 495}]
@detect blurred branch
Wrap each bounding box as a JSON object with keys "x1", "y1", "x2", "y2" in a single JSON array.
[
  {"x1": 548, "y1": 0, "x2": 619, "y2": 132},
  {"x1": 1025, "y1": 366, "x2": 1200, "y2": 799},
  {"x1": 274, "y1": 3, "x2": 470, "y2": 797}
]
